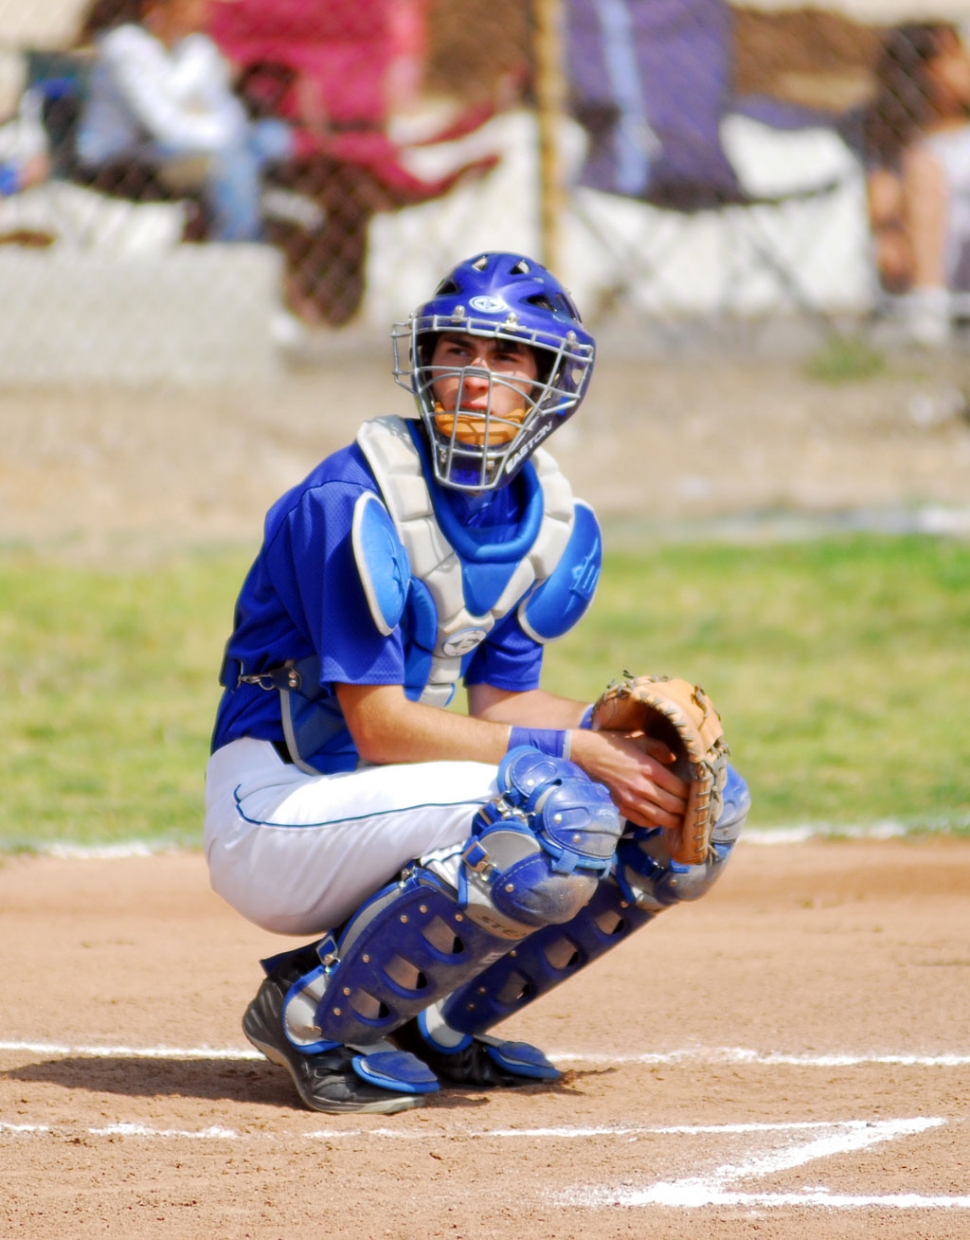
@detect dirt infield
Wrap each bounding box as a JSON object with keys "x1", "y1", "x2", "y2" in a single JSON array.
[
  {"x1": 2, "y1": 347, "x2": 970, "y2": 558},
  {"x1": 2, "y1": 350, "x2": 970, "y2": 1235},
  {"x1": 2, "y1": 838, "x2": 968, "y2": 1239}
]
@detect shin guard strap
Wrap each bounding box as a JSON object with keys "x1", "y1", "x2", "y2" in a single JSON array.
[
  {"x1": 441, "y1": 877, "x2": 655, "y2": 1036},
  {"x1": 284, "y1": 868, "x2": 522, "y2": 1049}
]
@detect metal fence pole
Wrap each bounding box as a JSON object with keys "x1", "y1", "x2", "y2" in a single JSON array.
[{"x1": 533, "y1": 0, "x2": 565, "y2": 274}]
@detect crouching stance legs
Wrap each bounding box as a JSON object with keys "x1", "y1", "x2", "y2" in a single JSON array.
[
  {"x1": 395, "y1": 765, "x2": 751, "y2": 1086},
  {"x1": 243, "y1": 747, "x2": 623, "y2": 1112}
]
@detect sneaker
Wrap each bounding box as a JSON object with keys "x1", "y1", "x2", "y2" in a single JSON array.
[
  {"x1": 393, "y1": 1010, "x2": 561, "y2": 1088},
  {"x1": 243, "y1": 969, "x2": 437, "y2": 1115},
  {"x1": 901, "y1": 287, "x2": 952, "y2": 349},
  {"x1": 270, "y1": 308, "x2": 313, "y2": 354}
]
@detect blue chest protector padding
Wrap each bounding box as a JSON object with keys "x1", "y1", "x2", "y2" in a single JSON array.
[
  {"x1": 518, "y1": 500, "x2": 601, "y2": 643},
  {"x1": 352, "y1": 491, "x2": 411, "y2": 636},
  {"x1": 402, "y1": 578, "x2": 437, "y2": 702}
]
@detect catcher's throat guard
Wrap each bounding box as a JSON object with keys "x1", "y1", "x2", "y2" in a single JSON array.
[{"x1": 591, "y1": 673, "x2": 730, "y2": 866}]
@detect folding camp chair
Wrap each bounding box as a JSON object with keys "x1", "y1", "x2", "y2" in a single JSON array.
[
  {"x1": 564, "y1": 0, "x2": 865, "y2": 333},
  {"x1": 209, "y1": 0, "x2": 500, "y2": 325}
]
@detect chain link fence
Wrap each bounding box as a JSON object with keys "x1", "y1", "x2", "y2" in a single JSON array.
[{"x1": 0, "y1": 0, "x2": 966, "y2": 381}]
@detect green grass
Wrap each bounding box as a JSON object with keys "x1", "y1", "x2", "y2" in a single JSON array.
[
  {"x1": 0, "y1": 548, "x2": 252, "y2": 850},
  {"x1": 1, "y1": 535, "x2": 969, "y2": 850},
  {"x1": 544, "y1": 534, "x2": 970, "y2": 832},
  {"x1": 803, "y1": 334, "x2": 887, "y2": 384}
]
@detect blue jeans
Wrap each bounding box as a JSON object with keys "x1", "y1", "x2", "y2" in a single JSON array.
[
  {"x1": 136, "y1": 118, "x2": 292, "y2": 242},
  {"x1": 199, "y1": 119, "x2": 293, "y2": 242}
]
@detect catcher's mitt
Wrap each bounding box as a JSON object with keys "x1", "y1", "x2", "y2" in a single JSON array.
[{"x1": 590, "y1": 673, "x2": 729, "y2": 865}]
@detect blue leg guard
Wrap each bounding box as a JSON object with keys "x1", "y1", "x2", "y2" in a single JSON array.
[
  {"x1": 276, "y1": 748, "x2": 623, "y2": 1054},
  {"x1": 437, "y1": 765, "x2": 750, "y2": 1038}
]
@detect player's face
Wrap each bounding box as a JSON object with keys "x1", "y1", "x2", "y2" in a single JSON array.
[
  {"x1": 429, "y1": 333, "x2": 539, "y2": 445},
  {"x1": 927, "y1": 29, "x2": 970, "y2": 115},
  {"x1": 149, "y1": 0, "x2": 211, "y2": 37}
]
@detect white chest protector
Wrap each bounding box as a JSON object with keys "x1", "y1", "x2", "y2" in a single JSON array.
[{"x1": 355, "y1": 416, "x2": 595, "y2": 707}]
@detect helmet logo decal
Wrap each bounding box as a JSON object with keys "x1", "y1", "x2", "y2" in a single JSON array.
[
  {"x1": 504, "y1": 421, "x2": 555, "y2": 474},
  {"x1": 468, "y1": 295, "x2": 508, "y2": 313}
]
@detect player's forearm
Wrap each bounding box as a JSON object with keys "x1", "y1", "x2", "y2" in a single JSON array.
[
  {"x1": 335, "y1": 682, "x2": 511, "y2": 765},
  {"x1": 467, "y1": 685, "x2": 590, "y2": 728}
]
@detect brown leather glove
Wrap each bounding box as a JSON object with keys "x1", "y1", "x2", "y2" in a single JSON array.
[{"x1": 590, "y1": 673, "x2": 729, "y2": 865}]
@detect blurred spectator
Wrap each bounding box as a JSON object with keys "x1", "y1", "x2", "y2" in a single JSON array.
[
  {"x1": 75, "y1": 0, "x2": 300, "y2": 241},
  {"x1": 67, "y1": 0, "x2": 499, "y2": 331},
  {"x1": 863, "y1": 23, "x2": 970, "y2": 345},
  {"x1": 209, "y1": 0, "x2": 500, "y2": 329},
  {"x1": 0, "y1": 88, "x2": 50, "y2": 197}
]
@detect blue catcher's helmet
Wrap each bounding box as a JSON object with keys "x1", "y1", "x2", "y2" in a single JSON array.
[{"x1": 392, "y1": 252, "x2": 596, "y2": 491}]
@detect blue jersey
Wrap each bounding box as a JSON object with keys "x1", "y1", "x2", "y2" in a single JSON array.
[{"x1": 211, "y1": 439, "x2": 544, "y2": 771}]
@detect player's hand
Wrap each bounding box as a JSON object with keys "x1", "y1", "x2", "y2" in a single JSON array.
[{"x1": 569, "y1": 728, "x2": 688, "y2": 831}]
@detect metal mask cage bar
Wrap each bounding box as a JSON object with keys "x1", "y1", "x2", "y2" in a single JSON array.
[
  {"x1": 419, "y1": 366, "x2": 542, "y2": 486},
  {"x1": 397, "y1": 312, "x2": 594, "y2": 368},
  {"x1": 391, "y1": 314, "x2": 594, "y2": 410},
  {"x1": 391, "y1": 313, "x2": 595, "y2": 491}
]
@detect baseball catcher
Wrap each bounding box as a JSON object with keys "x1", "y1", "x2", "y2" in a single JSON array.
[{"x1": 204, "y1": 251, "x2": 750, "y2": 1115}]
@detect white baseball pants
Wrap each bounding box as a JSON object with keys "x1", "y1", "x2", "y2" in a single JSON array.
[{"x1": 204, "y1": 738, "x2": 498, "y2": 936}]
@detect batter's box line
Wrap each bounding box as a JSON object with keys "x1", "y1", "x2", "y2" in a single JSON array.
[
  {"x1": 4, "y1": 1114, "x2": 969, "y2": 1211},
  {"x1": 5, "y1": 1112, "x2": 970, "y2": 1212},
  {"x1": 0, "y1": 1115, "x2": 956, "y2": 1144},
  {"x1": 3, "y1": 1041, "x2": 969, "y2": 1069},
  {"x1": 556, "y1": 1117, "x2": 970, "y2": 1212},
  {"x1": 552, "y1": 1047, "x2": 970, "y2": 1068}
]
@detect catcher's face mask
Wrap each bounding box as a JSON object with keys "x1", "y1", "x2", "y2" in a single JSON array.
[
  {"x1": 392, "y1": 251, "x2": 595, "y2": 492},
  {"x1": 426, "y1": 331, "x2": 539, "y2": 447}
]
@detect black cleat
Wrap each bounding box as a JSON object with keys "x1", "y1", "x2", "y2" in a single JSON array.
[
  {"x1": 393, "y1": 1013, "x2": 561, "y2": 1088},
  {"x1": 243, "y1": 969, "x2": 437, "y2": 1115}
]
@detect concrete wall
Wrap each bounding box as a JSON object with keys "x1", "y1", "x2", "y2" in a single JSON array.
[{"x1": 0, "y1": 243, "x2": 282, "y2": 385}]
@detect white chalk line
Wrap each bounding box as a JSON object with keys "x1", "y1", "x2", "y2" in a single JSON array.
[
  {"x1": 556, "y1": 1048, "x2": 970, "y2": 1068},
  {"x1": 40, "y1": 842, "x2": 164, "y2": 859},
  {"x1": 557, "y1": 1117, "x2": 970, "y2": 1212},
  {"x1": 5, "y1": 1109, "x2": 967, "y2": 1212},
  {"x1": 5, "y1": 1114, "x2": 968, "y2": 1212},
  {"x1": 22, "y1": 818, "x2": 969, "y2": 859},
  {"x1": 0, "y1": 1040, "x2": 263, "y2": 1061},
  {"x1": 2, "y1": 1040, "x2": 969, "y2": 1068},
  {"x1": 0, "y1": 1116, "x2": 951, "y2": 1146},
  {"x1": 0, "y1": 1121, "x2": 237, "y2": 1140}
]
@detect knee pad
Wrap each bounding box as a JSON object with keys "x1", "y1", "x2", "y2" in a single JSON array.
[
  {"x1": 439, "y1": 765, "x2": 750, "y2": 1038},
  {"x1": 278, "y1": 748, "x2": 623, "y2": 1052},
  {"x1": 616, "y1": 763, "x2": 750, "y2": 908},
  {"x1": 463, "y1": 747, "x2": 622, "y2": 930}
]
